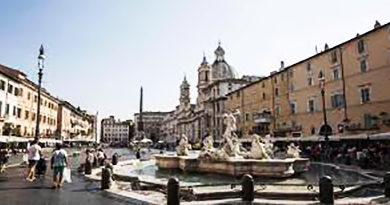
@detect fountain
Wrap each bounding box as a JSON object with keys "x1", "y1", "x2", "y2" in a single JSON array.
[{"x1": 155, "y1": 110, "x2": 310, "y2": 178}]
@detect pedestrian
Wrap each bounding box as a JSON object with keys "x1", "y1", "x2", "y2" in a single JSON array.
[
  {"x1": 85, "y1": 149, "x2": 94, "y2": 174},
  {"x1": 51, "y1": 143, "x2": 68, "y2": 188},
  {"x1": 26, "y1": 139, "x2": 42, "y2": 182},
  {"x1": 97, "y1": 148, "x2": 106, "y2": 166}
]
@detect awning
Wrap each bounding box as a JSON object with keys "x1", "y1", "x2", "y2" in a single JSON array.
[{"x1": 0, "y1": 136, "x2": 31, "y2": 143}]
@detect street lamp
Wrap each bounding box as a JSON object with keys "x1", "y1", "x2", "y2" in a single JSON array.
[
  {"x1": 318, "y1": 71, "x2": 331, "y2": 145},
  {"x1": 35, "y1": 44, "x2": 45, "y2": 139}
]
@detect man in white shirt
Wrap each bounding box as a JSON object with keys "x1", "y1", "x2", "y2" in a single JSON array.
[{"x1": 26, "y1": 139, "x2": 42, "y2": 182}]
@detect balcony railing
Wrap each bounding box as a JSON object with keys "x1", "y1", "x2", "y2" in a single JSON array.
[{"x1": 253, "y1": 112, "x2": 271, "y2": 124}]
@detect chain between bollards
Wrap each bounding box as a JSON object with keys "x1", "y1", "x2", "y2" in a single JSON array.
[{"x1": 168, "y1": 177, "x2": 180, "y2": 205}]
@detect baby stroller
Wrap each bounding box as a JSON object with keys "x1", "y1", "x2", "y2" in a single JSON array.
[{"x1": 35, "y1": 157, "x2": 47, "y2": 178}]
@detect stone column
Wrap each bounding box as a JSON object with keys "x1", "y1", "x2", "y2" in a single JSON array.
[
  {"x1": 385, "y1": 172, "x2": 390, "y2": 197},
  {"x1": 84, "y1": 161, "x2": 92, "y2": 175},
  {"x1": 112, "y1": 154, "x2": 118, "y2": 165},
  {"x1": 242, "y1": 174, "x2": 254, "y2": 202},
  {"x1": 167, "y1": 177, "x2": 180, "y2": 205},
  {"x1": 101, "y1": 167, "x2": 112, "y2": 190},
  {"x1": 319, "y1": 176, "x2": 334, "y2": 204}
]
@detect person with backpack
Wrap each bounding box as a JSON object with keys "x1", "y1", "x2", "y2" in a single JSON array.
[{"x1": 51, "y1": 143, "x2": 68, "y2": 188}]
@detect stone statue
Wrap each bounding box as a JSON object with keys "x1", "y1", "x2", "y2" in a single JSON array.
[
  {"x1": 250, "y1": 134, "x2": 270, "y2": 159},
  {"x1": 176, "y1": 135, "x2": 191, "y2": 156},
  {"x1": 286, "y1": 143, "x2": 301, "y2": 158}
]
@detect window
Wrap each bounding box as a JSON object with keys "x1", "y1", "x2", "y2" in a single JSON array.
[
  {"x1": 363, "y1": 113, "x2": 377, "y2": 129},
  {"x1": 275, "y1": 106, "x2": 281, "y2": 117},
  {"x1": 275, "y1": 88, "x2": 279, "y2": 97},
  {"x1": 274, "y1": 77, "x2": 277, "y2": 84},
  {"x1": 290, "y1": 101, "x2": 297, "y2": 114},
  {"x1": 13, "y1": 106, "x2": 16, "y2": 116},
  {"x1": 333, "y1": 68, "x2": 340, "y2": 80},
  {"x1": 360, "y1": 87, "x2": 371, "y2": 103},
  {"x1": 289, "y1": 84, "x2": 295, "y2": 92},
  {"x1": 245, "y1": 113, "x2": 250, "y2": 121},
  {"x1": 34, "y1": 95, "x2": 37, "y2": 102},
  {"x1": 307, "y1": 77, "x2": 313, "y2": 86},
  {"x1": 25, "y1": 110, "x2": 29, "y2": 120},
  {"x1": 331, "y1": 50, "x2": 338, "y2": 64},
  {"x1": 262, "y1": 82, "x2": 265, "y2": 88},
  {"x1": 8, "y1": 84, "x2": 13, "y2": 93},
  {"x1": 17, "y1": 108, "x2": 21, "y2": 118},
  {"x1": 32, "y1": 113, "x2": 36, "y2": 121},
  {"x1": 0, "y1": 80, "x2": 5, "y2": 90},
  {"x1": 262, "y1": 93, "x2": 266, "y2": 100},
  {"x1": 357, "y1": 40, "x2": 365, "y2": 54},
  {"x1": 205, "y1": 71, "x2": 209, "y2": 82},
  {"x1": 228, "y1": 83, "x2": 232, "y2": 91},
  {"x1": 19, "y1": 88, "x2": 23, "y2": 97},
  {"x1": 5, "y1": 104, "x2": 9, "y2": 115},
  {"x1": 306, "y1": 63, "x2": 311, "y2": 72},
  {"x1": 27, "y1": 92, "x2": 31, "y2": 100},
  {"x1": 289, "y1": 69, "x2": 294, "y2": 77},
  {"x1": 14, "y1": 88, "x2": 19, "y2": 96},
  {"x1": 360, "y1": 59, "x2": 368, "y2": 72},
  {"x1": 0, "y1": 101, "x2": 2, "y2": 116},
  {"x1": 308, "y1": 98, "x2": 316, "y2": 112},
  {"x1": 331, "y1": 93, "x2": 344, "y2": 108},
  {"x1": 236, "y1": 91, "x2": 240, "y2": 97}
]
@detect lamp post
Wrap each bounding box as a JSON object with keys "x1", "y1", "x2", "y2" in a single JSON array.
[
  {"x1": 318, "y1": 71, "x2": 330, "y2": 154},
  {"x1": 35, "y1": 44, "x2": 45, "y2": 139}
]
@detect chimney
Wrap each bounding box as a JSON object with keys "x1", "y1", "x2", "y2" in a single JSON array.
[
  {"x1": 324, "y1": 43, "x2": 329, "y2": 51},
  {"x1": 280, "y1": 61, "x2": 285, "y2": 70},
  {"x1": 374, "y1": 20, "x2": 381, "y2": 28}
]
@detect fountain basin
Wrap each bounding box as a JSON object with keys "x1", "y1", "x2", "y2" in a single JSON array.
[{"x1": 155, "y1": 155, "x2": 309, "y2": 178}]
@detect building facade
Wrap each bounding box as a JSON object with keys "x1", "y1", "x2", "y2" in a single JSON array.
[
  {"x1": 160, "y1": 43, "x2": 255, "y2": 144},
  {"x1": 101, "y1": 116, "x2": 133, "y2": 143},
  {"x1": 134, "y1": 111, "x2": 170, "y2": 142},
  {"x1": 226, "y1": 21, "x2": 390, "y2": 138},
  {"x1": 0, "y1": 64, "x2": 96, "y2": 141}
]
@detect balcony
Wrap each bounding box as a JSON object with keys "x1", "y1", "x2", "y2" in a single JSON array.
[{"x1": 253, "y1": 112, "x2": 271, "y2": 124}]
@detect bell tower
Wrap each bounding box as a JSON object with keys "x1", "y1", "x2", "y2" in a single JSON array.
[
  {"x1": 197, "y1": 54, "x2": 211, "y2": 106},
  {"x1": 180, "y1": 75, "x2": 191, "y2": 109}
]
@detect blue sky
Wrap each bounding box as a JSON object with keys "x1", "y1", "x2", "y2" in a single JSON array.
[{"x1": 1, "y1": 0, "x2": 390, "y2": 120}]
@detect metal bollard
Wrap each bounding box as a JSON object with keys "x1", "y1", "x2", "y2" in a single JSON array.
[
  {"x1": 112, "y1": 154, "x2": 119, "y2": 165},
  {"x1": 242, "y1": 174, "x2": 254, "y2": 202},
  {"x1": 84, "y1": 161, "x2": 92, "y2": 175},
  {"x1": 319, "y1": 176, "x2": 334, "y2": 204},
  {"x1": 101, "y1": 167, "x2": 112, "y2": 190},
  {"x1": 385, "y1": 172, "x2": 390, "y2": 197},
  {"x1": 167, "y1": 177, "x2": 180, "y2": 205}
]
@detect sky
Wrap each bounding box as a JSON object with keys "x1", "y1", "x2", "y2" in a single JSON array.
[{"x1": 1, "y1": 0, "x2": 390, "y2": 121}]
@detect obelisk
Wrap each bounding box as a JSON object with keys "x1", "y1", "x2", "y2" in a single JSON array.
[{"x1": 138, "y1": 86, "x2": 144, "y2": 132}]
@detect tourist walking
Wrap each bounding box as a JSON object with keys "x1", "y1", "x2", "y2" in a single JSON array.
[
  {"x1": 97, "y1": 148, "x2": 106, "y2": 166},
  {"x1": 51, "y1": 143, "x2": 68, "y2": 188},
  {"x1": 85, "y1": 149, "x2": 94, "y2": 174},
  {"x1": 26, "y1": 139, "x2": 41, "y2": 182}
]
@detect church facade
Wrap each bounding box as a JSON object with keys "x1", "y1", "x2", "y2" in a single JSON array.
[{"x1": 160, "y1": 43, "x2": 258, "y2": 144}]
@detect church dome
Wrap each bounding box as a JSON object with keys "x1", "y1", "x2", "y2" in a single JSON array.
[{"x1": 211, "y1": 43, "x2": 239, "y2": 80}]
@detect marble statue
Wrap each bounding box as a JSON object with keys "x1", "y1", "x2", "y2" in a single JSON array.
[
  {"x1": 176, "y1": 135, "x2": 191, "y2": 156},
  {"x1": 286, "y1": 143, "x2": 301, "y2": 158},
  {"x1": 250, "y1": 134, "x2": 270, "y2": 159}
]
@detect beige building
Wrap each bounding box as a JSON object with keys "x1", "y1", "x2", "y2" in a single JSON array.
[
  {"x1": 101, "y1": 116, "x2": 133, "y2": 143},
  {"x1": 0, "y1": 65, "x2": 59, "y2": 138},
  {"x1": 0, "y1": 64, "x2": 96, "y2": 141},
  {"x1": 227, "y1": 21, "x2": 390, "y2": 138},
  {"x1": 57, "y1": 100, "x2": 95, "y2": 141},
  {"x1": 134, "y1": 111, "x2": 170, "y2": 142}
]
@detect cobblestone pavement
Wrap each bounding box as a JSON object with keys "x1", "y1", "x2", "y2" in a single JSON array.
[{"x1": 0, "y1": 166, "x2": 145, "y2": 205}]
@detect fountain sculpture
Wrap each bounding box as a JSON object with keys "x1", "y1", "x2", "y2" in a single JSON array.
[{"x1": 155, "y1": 110, "x2": 310, "y2": 178}]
